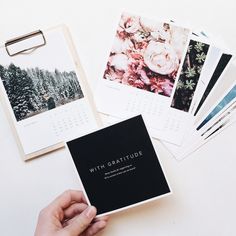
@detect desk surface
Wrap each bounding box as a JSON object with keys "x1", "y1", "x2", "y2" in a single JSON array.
[{"x1": 0, "y1": 1, "x2": 236, "y2": 235}]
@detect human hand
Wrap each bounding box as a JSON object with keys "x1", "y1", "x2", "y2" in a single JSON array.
[{"x1": 34, "y1": 190, "x2": 108, "y2": 236}]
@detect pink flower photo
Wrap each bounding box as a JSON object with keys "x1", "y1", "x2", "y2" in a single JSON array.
[{"x1": 103, "y1": 13, "x2": 190, "y2": 97}]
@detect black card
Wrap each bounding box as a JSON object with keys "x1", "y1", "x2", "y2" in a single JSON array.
[{"x1": 67, "y1": 115, "x2": 171, "y2": 215}]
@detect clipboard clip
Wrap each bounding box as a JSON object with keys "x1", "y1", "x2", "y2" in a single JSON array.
[{"x1": 5, "y1": 30, "x2": 46, "y2": 57}]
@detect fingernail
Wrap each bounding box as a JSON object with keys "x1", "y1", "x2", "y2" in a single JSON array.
[{"x1": 85, "y1": 206, "x2": 96, "y2": 218}]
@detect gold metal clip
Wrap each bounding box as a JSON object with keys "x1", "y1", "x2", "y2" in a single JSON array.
[{"x1": 5, "y1": 30, "x2": 46, "y2": 56}]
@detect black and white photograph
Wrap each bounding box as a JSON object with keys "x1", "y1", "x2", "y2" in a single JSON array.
[{"x1": 0, "y1": 63, "x2": 84, "y2": 121}]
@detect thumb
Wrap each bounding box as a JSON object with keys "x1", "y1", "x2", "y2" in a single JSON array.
[{"x1": 63, "y1": 206, "x2": 97, "y2": 236}]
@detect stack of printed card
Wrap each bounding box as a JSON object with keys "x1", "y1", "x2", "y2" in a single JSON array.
[{"x1": 95, "y1": 12, "x2": 235, "y2": 160}]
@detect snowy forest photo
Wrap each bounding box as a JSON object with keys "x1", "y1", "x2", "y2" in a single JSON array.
[{"x1": 0, "y1": 63, "x2": 84, "y2": 121}]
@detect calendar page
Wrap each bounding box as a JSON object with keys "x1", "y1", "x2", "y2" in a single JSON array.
[
  {"x1": 0, "y1": 27, "x2": 99, "y2": 158},
  {"x1": 97, "y1": 80, "x2": 193, "y2": 145},
  {"x1": 95, "y1": 13, "x2": 213, "y2": 145}
]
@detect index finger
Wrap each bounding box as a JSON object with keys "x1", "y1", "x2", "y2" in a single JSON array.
[{"x1": 50, "y1": 190, "x2": 87, "y2": 210}]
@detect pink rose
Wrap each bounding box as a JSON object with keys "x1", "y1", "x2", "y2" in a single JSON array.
[
  {"x1": 119, "y1": 14, "x2": 140, "y2": 34},
  {"x1": 150, "y1": 77, "x2": 173, "y2": 96},
  {"x1": 144, "y1": 41, "x2": 179, "y2": 75},
  {"x1": 133, "y1": 79, "x2": 145, "y2": 89},
  {"x1": 137, "y1": 67, "x2": 151, "y2": 85},
  {"x1": 161, "y1": 81, "x2": 173, "y2": 96},
  {"x1": 132, "y1": 31, "x2": 148, "y2": 42}
]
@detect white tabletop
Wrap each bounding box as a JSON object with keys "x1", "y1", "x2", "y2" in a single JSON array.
[{"x1": 0, "y1": 1, "x2": 236, "y2": 235}]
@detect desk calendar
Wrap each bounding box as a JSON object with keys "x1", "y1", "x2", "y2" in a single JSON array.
[{"x1": 0, "y1": 25, "x2": 100, "y2": 160}]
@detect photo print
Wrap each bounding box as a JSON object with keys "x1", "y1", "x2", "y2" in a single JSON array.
[
  {"x1": 194, "y1": 53, "x2": 232, "y2": 115},
  {"x1": 197, "y1": 84, "x2": 236, "y2": 130},
  {"x1": 171, "y1": 40, "x2": 210, "y2": 112},
  {"x1": 103, "y1": 13, "x2": 190, "y2": 97},
  {"x1": 0, "y1": 63, "x2": 84, "y2": 121}
]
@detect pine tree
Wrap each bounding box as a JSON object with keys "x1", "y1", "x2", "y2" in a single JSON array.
[
  {"x1": 6, "y1": 64, "x2": 36, "y2": 121},
  {"x1": 0, "y1": 65, "x2": 9, "y2": 92},
  {"x1": 68, "y1": 85, "x2": 75, "y2": 99}
]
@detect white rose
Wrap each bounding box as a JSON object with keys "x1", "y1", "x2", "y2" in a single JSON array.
[
  {"x1": 120, "y1": 14, "x2": 140, "y2": 33},
  {"x1": 151, "y1": 28, "x2": 171, "y2": 42},
  {"x1": 144, "y1": 41, "x2": 179, "y2": 75},
  {"x1": 110, "y1": 53, "x2": 129, "y2": 71},
  {"x1": 140, "y1": 18, "x2": 171, "y2": 42},
  {"x1": 112, "y1": 37, "x2": 133, "y2": 54}
]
